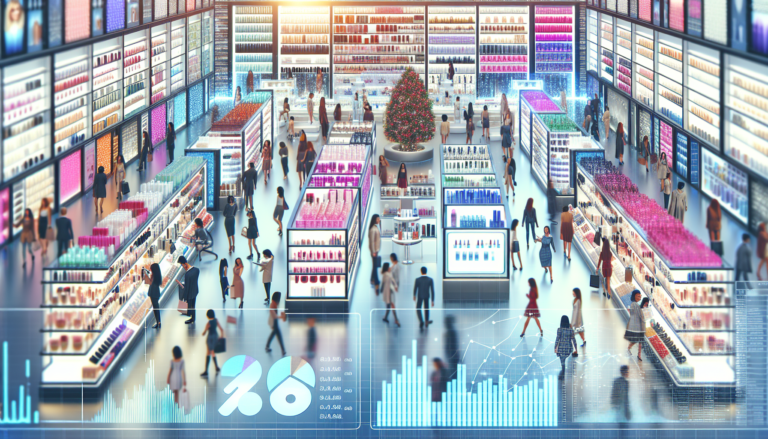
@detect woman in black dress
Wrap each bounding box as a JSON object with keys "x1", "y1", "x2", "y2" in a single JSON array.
[
  {"x1": 142, "y1": 263, "x2": 163, "y2": 329},
  {"x1": 319, "y1": 97, "x2": 329, "y2": 142},
  {"x1": 246, "y1": 210, "x2": 260, "y2": 261},
  {"x1": 296, "y1": 131, "x2": 307, "y2": 187},
  {"x1": 93, "y1": 166, "x2": 108, "y2": 216},
  {"x1": 167, "y1": 122, "x2": 176, "y2": 165},
  {"x1": 139, "y1": 131, "x2": 150, "y2": 171},
  {"x1": 615, "y1": 122, "x2": 626, "y2": 165},
  {"x1": 223, "y1": 195, "x2": 238, "y2": 253},
  {"x1": 397, "y1": 163, "x2": 408, "y2": 196},
  {"x1": 219, "y1": 258, "x2": 229, "y2": 302}
]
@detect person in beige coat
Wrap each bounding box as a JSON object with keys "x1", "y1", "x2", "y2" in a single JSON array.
[
  {"x1": 440, "y1": 114, "x2": 450, "y2": 143},
  {"x1": 380, "y1": 262, "x2": 400, "y2": 327},
  {"x1": 667, "y1": 182, "x2": 688, "y2": 222},
  {"x1": 602, "y1": 106, "x2": 611, "y2": 142},
  {"x1": 657, "y1": 152, "x2": 670, "y2": 191},
  {"x1": 255, "y1": 249, "x2": 274, "y2": 305},
  {"x1": 369, "y1": 214, "x2": 381, "y2": 293}
]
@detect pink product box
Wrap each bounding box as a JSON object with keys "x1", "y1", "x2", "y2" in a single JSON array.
[
  {"x1": 520, "y1": 91, "x2": 561, "y2": 112},
  {"x1": 93, "y1": 227, "x2": 109, "y2": 236},
  {"x1": 78, "y1": 235, "x2": 120, "y2": 249}
]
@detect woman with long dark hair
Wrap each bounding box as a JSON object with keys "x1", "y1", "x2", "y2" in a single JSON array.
[
  {"x1": 464, "y1": 109, "x2": 474, "y2": 144},
  {"x1": 596, "y1": 237, "x2": 613, "y2": 299},
  {"x1": 246, "y1": 210, "x2": 260, "y2": 261},
  {"x1": 16, "y1": 208, "x2": 36, "y2": 266},
  {"x1": 320, "y1": 97, "x2": 329, "y2": 141},
  {"x1": 297, "y1": 131, "x2": 308, "y2": 186},
  {"x1": 274, "y1": 187, "x2": 286, "y2": 237},
  {"x1": 223, "y1": 195, "x2": 238, "y2": 254},
  {"x1": 572, "y1": 288, "x2": 585, "y2": 348},
  {"x1": 201, "y1": 310, "x2": 225, "y2": 377},
  {"x1": 219, "y1": 258, "x2": 229, "y2": 302},
  {"x1": 615, "y1": 122, "x2": 626, "y2": 165},
  {"x1": 554, "y1": 315, "x2": 577, "y2": 376},
  {"x1": 369, "y1": 214, "x2": 381, "y2": 293},
  {"x1": 139, "y1": 131, "x2": 151, "y2": 171},
  {"x1": 142, "y1": 263, "x2": 163, "y2": 328},
  {"x1": 333, "y1": 103, "x2": 342, "y2": 121},
  {"x1": 521, "y1": 198, "x2": 538, "y2": 249},
  {"x1": 520, "y1": 278, "x2": 543, "y2": 337},
  {"x1": 510, "y1": 219, "x2": 523, "y2": 270},
  {"x1": 625, "y1": 291, "x2": 647, "y2": 361},
  {"x1": 397, "y1": 163, "x2": 408, "y2": 196},
  {"x1": 304, "y1": 141, "x2": 317, "y2": 179},
  {"x1": 640, "y1": 135, "x2": 650, "y2": 172},
  {"x1": 279, "y1": 97, "x2": 290, "y2": 121},
  {"x1": 167, "y1": 122, "x2": 176, "y2": 164}
]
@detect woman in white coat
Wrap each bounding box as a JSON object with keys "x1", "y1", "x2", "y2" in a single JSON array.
[
  {"x1": 352, "y1": 93, "x2": 361, "y2": 121},
  {"x1": 381, "y1": 262, "x2": 400, "y2": 327},
  {"x1": 454, "y1": 97, "x2": 461, "y2": 123},
  {"x1": 668, "y1": 181, "x2": 688, "y2": 222}
]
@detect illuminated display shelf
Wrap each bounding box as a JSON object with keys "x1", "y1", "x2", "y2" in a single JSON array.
[
  {"x1": 633, "y1": 25, "x2": 654, "y2": 109},
  {"x1": 53, "y1": 48, "x2": 91, "y2": 157},
  {"x1": 725, "y1": 55, "x2": 768, "y2": 178},
  {"x1": 92, "y1": 38, "x2": 124, "y2": 137},
  {"x1": 686, "y1": 44, "x2": 721, "y2": 150},
  {"x1": 232, "y1": 5, "x2": 273, "y2": 97},
  {"x1": 427, "y1": 6, "x2": 476, "y2": 101},
  {"x1": 39, "y1": 162, "x2": 208, "y2": 388},
  {"x1": 478, "y1": 6, "x2": 529, "y2": 79},
  {"x1": 170, "y1": 20, "x2": 187, "y2": 94},
  {"x1": 278, "y1": 5, "x2": 330, "y2": 98},
  {"x1": 534, "y1": 4, "x2": 575, "y2": 95},
  {"x1": 615, "y1": 18, "x2": 631, "y2": 61},
  {"x1": 123, "y1": 31, "x2": 149, "y2": 120},
  {"x1": 573, "y1": 163, "x2": 735, "y2": 387},
  {"x1": 150, "y1": 25, "x2": 169, "y2": 105}
]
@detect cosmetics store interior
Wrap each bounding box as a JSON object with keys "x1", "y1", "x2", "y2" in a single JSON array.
[{"x1": 0, "y1": 0, "x2": 767, "y2": 437}]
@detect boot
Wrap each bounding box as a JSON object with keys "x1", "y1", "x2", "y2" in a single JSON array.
[
  {"x1": 213, "y1": 357, "x2": 221, "y2": 373},
  {"x1": 201, "y1": 355, "x2": 210, "y2": 377}
]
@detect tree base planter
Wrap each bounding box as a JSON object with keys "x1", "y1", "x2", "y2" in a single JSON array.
[{"x1": 384, "y1": 143, "x2": 434, "y2": 162}]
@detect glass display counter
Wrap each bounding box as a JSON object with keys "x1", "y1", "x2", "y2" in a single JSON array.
[
  {"x1": 185, "y1": 134, "x2": 240, "y2": 210},
  {"x1": 286, "y1": 187, "x2": 361, "y2": 302},
  {"x1": 573, "y1": 156, "x2": 734, "y2": 387},
  {"x1": 261, "y1": 79, "x2": 296, "y2": 128},
  {"x1": 519, "y1": 90, "x2": 564, "y2": 160},
  {"x1": 440, "y1": 144, "x2": 510, "y2": 300},
  {"x1": 40, "y1": 157, "x2": 209, "y2": 389}
]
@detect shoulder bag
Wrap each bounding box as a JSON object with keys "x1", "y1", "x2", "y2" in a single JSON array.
[{"x1": 241, "y1": 226, "x2": 249, "y2": 238}]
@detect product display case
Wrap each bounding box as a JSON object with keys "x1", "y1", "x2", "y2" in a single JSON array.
[
  {"x1": 428, "y1": 6, "x2": 476, "y2": 102},
  {"x1": 186, "y1": 135, "x2": 237, "y2": 209},
  {"x1": 150, "y1": 24, "x2": 169, "y2": 105},
  {"x1": 588, "y1": 10, "x2": 599, "y2": 73},
  {"x1": 286, "y1": 187, "x2": 361, "y2": 301},
  {"x1": 637, "y1": 106, "x2": 653, "y2": 150},
  {"x1": 187, "y1": 14, "x2": 202, "y2": 84},
  {"x1": 676, "y1": 131, "x2": 689, "y2": 179},
  {"x1": 333, "y1": 5, "x2": 425, "y2": 107},
  {"x1": 535, "y1": 5, "x2": 575, "y2": 96},
  {"x1": 278, "y1": 6, "x2": 330, "y2": 98},
  {"x1": 170, "y1": 19, "x2": 187, "y2": 94},
  {"x1": 656, "y1": 33, "x2": 684, "y2": 127},
  {"x1": 54, "y1": 47, "x2": 91, "y2": 158},
  {"x1": 600, "y1": 13, "x2": 614, "y2": 50},
  {"x1": 601, "y1": 47, "x2": 614, "y2": 83},
  {"x1": 633, "y1": 24, "x2": 654, "y2": 108},
  {"x1": 440, "y1": 144, "x2": 510, "y2": 299},
  {"x1": 574, "y1": 157, "x2": 734, "y2": 386},
  {"x1": 202, "y1": 11, "x2": 214, "y2": 77},
  {"x1": 0, "y1": 188, "x2": 10, "y2": 246},
  {"x1": 725, "y1": 55, "x2": 768, "y2": 177},
  {"x1": 478, "y1": 6, "x2": 529, "y2": 97},
  {"x1": 123, "y1": 30, "x2": 149, "y2": 120},
  {"x1": 59, "y1": 150, "x2": 82, "y2": 205},
  {"x1": 519, "y1": 90, "x2": 564, "y2": 160},
  {"x1": 607, "y1": 87, "x2": 629, "y2": 136},
  {"x1": 702, "y1": 149, "x2": 749, "y2": 224},
  {"x1": 685, "y1": 42, "x2": 720, "y2": 150},
  {"x1": 92, "y1": 37, "x2": 123, "y2": 137},
  {"x1": 261, "y1": 79, "x2": 296, "y2": 128},
  {"x1": 12, "y1": 165, "x2": 55, "y2": 236},
  {"x1": 121, "y1": 117, "x2": 140, "y2": 163},
  {"x1": 40, "y1": 157, "x2": 209, "y2": 389},
  {"x1": 232, "y1": 5, "x2": 273, "y2": 95}
]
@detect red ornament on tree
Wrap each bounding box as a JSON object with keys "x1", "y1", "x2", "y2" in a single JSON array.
[{"x1": 384, "y1": 68, "x2": 435, "y2": 152}]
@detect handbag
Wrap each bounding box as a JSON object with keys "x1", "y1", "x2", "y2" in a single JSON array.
[
  {"x1": 593, "y1": 230, "x2": 602, "y2": 245},
  {"x1": 46, "y1": 226, "x2": 56, "y2": 240},
  {"x1": 589, "y1": 274, "x2": 600, "y2": 288},
  {"x1": 241, "y1": 226, "x2": 249, "y2": 238},
  {"x1": 638, "y1": 157, "x2": 647, "y2": 166},
  {"x1": 121, "y1": 181, "x2": 130, "y2": 195},
  {"x1": 283, "y1": 199, "x2": 290, "y2": 210},
  {"x1": 574, "y1": 326, "x2": 585, "y2": 333},
  {"x1": 177, "y1": 300, "x2": 188, "y2": 315},
  {"x1": 214, "y1": 338, "x2": 227, "y2": 353},
  {"x1": 226, "y1": 316, "x2": 237, "y2": 324},
  {"x1": 650, "y1": 153, "x2": 658, "y2": 165},
  {"x1": 178, "y1": 387, "x2": 191, "y2": 413},
  {"x1": 710, "y1": 241, "x2": 723, "y2": 256},
  {"x1": 147, "y1": 151, "x2": 153, "y2": 163}
]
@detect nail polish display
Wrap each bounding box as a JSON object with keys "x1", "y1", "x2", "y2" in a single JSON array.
[
  {"x1": 54, "y1": 47, "x2": 91, "y2": 157},
  {"x1": 59, "y1": 149, "x2": 82, "y2": 204},
  {"x1": 535, "y1": 5, "x2": 575, "y2": 94},
  {"x1": 601, "y1": 48, "x2": 614, "y2": 83},
  {"x1": 616, "y1": 56, "x2": 632, "y2": 95}
]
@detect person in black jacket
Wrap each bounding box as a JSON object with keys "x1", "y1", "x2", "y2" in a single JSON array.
[
  {"x1": 242, "y1": 162, "x2": 257, "y2": 211},
  {"x1": 139, "y1": 131, "x2": 150, "y2": 171},
  {"x1": 143, "y1": 263, "x2": 163, "y2": 329},
  {"x1": 246, "y1": 210, "x2": 260, "y2": 261},
  {"x1": 167, "y1": 123, "x2": 176, "y2": 165},
  {"x1": 175, "y1": 256, "x2": 200, "y2": 324},
  {"x1": 413, "y1": 267, "x2": 435, "y2": 329},
  {"x1": 590, "y1": 93, "x2": 601, "y2": 121},
  {"x1": 611, "y1": 365, "x2": 631, "y2": 421},
  {"x1": 444, "y1": 316, "x2": 459, "y2": 372},
  {"x1": 93, "y1": 166, "x2": 108, "y2": 216},
  {"x1": 55, "y1": 207, "x2": 74, "y2": 258}
]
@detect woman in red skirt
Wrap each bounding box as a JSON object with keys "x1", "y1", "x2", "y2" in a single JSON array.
[
  {"x1": 596, "y1": 237, "x2": 613, "y2": 299},
  {"x1": 520, "y1": 278, "x2": 543, "y2": 338},
  {"x1": 397, "y1": 163, "x2": 408, "y2": 196}
]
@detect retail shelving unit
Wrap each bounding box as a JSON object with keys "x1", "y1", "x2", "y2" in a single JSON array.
[
  {"x1": 332, "y1": 5, "x2": 425, "y2": 109},
  {"x1": 587, "y1": 9, "x2": 598, "y2": 73},
  {"x1": 519, "y1": 90, "x2": 564, "y2": 160},
  {"x1": 656, "y1": 33, "x2": 684, "y2": 127},
  {"x1": 92, "y1": 37, "x2": 124, "y2": 138},
  {"x1": 685, "y1": 42, "x2": 720, "y2": 151},
  {"x1": 725, "y1": 56, "x2": 768, "y2": 179},
  {"x1": 427, "y1": 6, "x2": 476, "y2": 103},
  {"x1": 702, "y1": 149, "x2": 749, "y2": 224},
  {"x1": 54, "y1": 48, "x2": 91, "y2": 158},
  {"x1": 187, "y1": 14, "x2": 203, "y2": 84},
  {"x1": 478, "y1": 5, "x2": 529, "y2": 97},
  {"x1": 39, "y1": 158, "x2": 209, "y2": 391},
  {"x1": 150, "y1": 24, "x2": 169, "y2": 105},
  {"x1": 278, "y1": 5, "x2": 330, "y2": 98},
  {"x1": 440, "y1": 144, "x2": 510, "y2": 300},
  {"x1": 232, "y1": 5, "x2": 273, "y2": 96},
  {"x1": 614, "y1": 18, "x2": 631, "y2": 96},
  {"x1": 534, "y1": 5, "x2": 575, "y2": 96},
  {"x1": 202, "y1": 10, "x2": 214, "y2": 77},
  {"x1": 261, "y1": 79, "x2": 296, "y2": 128},
  {"x1": 170, "y1": 19, "x2": 187, "y2": 94},
  {"x1": 573, "y1": 158, "x2": 735, "y2": 387},
  {"x1": 123, "y1": 29, "x2": 150, "y2": 120},
  {"x1": 633, "y1": 24, "x2": 654, "y2": 109}
]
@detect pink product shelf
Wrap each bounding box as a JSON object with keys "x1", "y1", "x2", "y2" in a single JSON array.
[
  {"x1": 520, "y1": 90, "x2": 561, "y2": 112},
  {"x1": 593, "y1": 173, "x2": 721, "y2": 267},
  {"x1": 294, "y1": 189, "x2": 356, "y2": 229}
]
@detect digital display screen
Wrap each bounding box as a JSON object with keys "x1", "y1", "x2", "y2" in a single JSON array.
[
  {"x1": 752, "y1": 0, "x2": 768, "y2": 55},
  {"x1": 92, "y1": 0, "x2": 104, "y2": 37},
  {"x1": 126, "y1": 0, "x2": 139, "y2": 27},
  {"x1": 669, "y1": 0, "x2": 684, "y2": 31},
  {"x1": 688, "y1": 0, "x2": 703, "y2": 37},
  {"x1": 106, "y1": 0, "x2": 125, "y2": 33},
  {"x1": 4, "y1": 0, "x2": 26, "y2": 56}
]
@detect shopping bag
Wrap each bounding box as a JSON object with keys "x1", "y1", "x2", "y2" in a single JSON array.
[
  {"x1": 179, "y1": 387, "x2": 191, "y2": 413},
  {"x1": 589, "y1": 274, "x2": 600, "y2": 289},
  {"x1": 121, "y1": 181, "x2": 130, "y2": 195},
  {"x1": 214, "y1": 338, "x2": 227, "y2": 353},
  {"x1": 226, "y1": 316, "x2": 237, "y2": 324},
  {"x1": 625, "y1": 267, "x2": 633, "y2": 283},
  {"x1": 147, "y1": 151, "x2": 153, "y2": 163},
  {"x1": 46, "y1": 226, "x2": 56, "y2": 240},
  {"x1": 240, "y1": 227, "x2": 249, "y2": 238},
  {"x1": 593, "y1": 230, "x2": 602, "y2": 245},
  {"x1": 283, "y1": 199, "x2": 290, "y2": 210},
  {"x1": 638, "y1": 157, "x2": 647, "y2": 166},
  {"x1": 650, "y1": 153, "x2": 658, "y2": 165},
  {"x1": 710, "y1": 241, "x2": 723, "y2": 256},
  {"x1": 177, "y1": 300, "x2": 188, "y2": 315}
]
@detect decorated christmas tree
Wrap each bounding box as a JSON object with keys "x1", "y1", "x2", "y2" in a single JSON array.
[{"x1": 384, "y1": 68, "x2": 435, "y2": 151}]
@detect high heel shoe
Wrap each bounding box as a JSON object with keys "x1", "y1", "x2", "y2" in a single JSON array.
[
  {"x1": 239, "y1": 302, "x2": 243, "y2": 309},
  {"x1": 520, "y1": 333, "x2": 525, "y2": 338}
]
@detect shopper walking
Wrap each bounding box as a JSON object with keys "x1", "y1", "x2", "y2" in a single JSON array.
[
  {"x1": 262, "y1": 140, "x2": 272, "y2": 184},
  {"x1": 611, "y1": 366, "x2": 631, "y2": 421},
  {"x1": 201, "y1": 310, "x2": 224, "y2": 377},
  {"x1": 378, "y1": 155, "x2": 390, "y2": 185},
  {"x1": 390, "y1": 253, "x2": 401, "y2": 293},
  {"x1": 500, "y1": 93, "x2": 509, "y2": 122},
  {"x1": 615, "y1": 122, "x2": 626, "y2": 165},
  {"x1": 55, "y1": 207, "x2": 74, "y2": 258},
  {"x1": 363, "y1": 104, "x2": 374, "y2": 122},
  {"x1": 413, "y1": 266, "x2": 434, "y2": 329},
  {"x1": 288, "y1": 116, "x2": 295, "y2": 141},
  {"x1": 504, "y1": 155, "x2": 516, "y2": 199},
  {"x1": 307, "y1": 93, "x2": 315, "y2": 124},
  {"x1": 454, "y1": 97, "x2": 461, "y2": 122},
  {"x1": 397, "y1": 163, "x2": 408, "y2": 196},
  {"x1": 667, "y1": 182, "x2": 688, "y2": 222},
  {"x1": 93, "y1": 166, "x2": 108, "y2": 215},
  {"x1": 572, "y1": 288, "x2": 585, "y2": 347},
  {"x1": 245, "y1": 210, "x2": 260, "y2": 261},
  {"x1": 501, "y1": 118, "x2": 513, "y2": 160},
  {"x1": 15, "y1": 208, "x2": 35, "y2": 267},
  {"x1": 334, "y1": 103, "x2": 342, "y2": 122},
  {"x1": 662, "y1": 172, "x2": 672, "y2": 209},
  {"x1": 555, "y1": 315, "x2": 577, "y2": 378},
  {"x1": 444, "y1": 316, "x2": 459, "y2": 372},
  {"x1": 296, "y1": 132, "x2": 307, "y2": 186},
  {"x1": 520, "y1": 278, "x2": 543, "y2": 337},
  {"x1": 139, "y1": 131, "x2": 151, "y2": 171},
  {"x1": 167, "y1": 346, "x2": 186, "y2": 404},
  {"x1": 381, "y1": 262, "x2": 400, "y2": 327},
  {"x1": 657, "y1": 152, "x2": 670, "y2": 189},
  {"x1": 583, "y1": 102, "x2": 592, "y2": 130},
  {"x1": 639, "y1": 135, "x2": 650, "y2": 172},
  {"x1": 602, "y1": 106, "x2": 611, "y2": 142},
  {"x1": 303, "y1": 141, "x2": 317, "y2": 179},
  {"x1": 592, "y1": 93, "x2": 601, "y2": 121},
  {"x1": 510, "y1": 219, "x2": 523, "y2": 270},
  {"x1": 440, "y1": 115, "x2": 450, "y2": 144},
  {"x1": 234, "y1": 86, "x2": 242, "y2": 105},
  {"x1": 547, "y1": 180, "x2": 558, "y2": 225},
  {"x1": 242, "y1": 162, "x2": 257, "y2": 211},
  {"x1": 320, "y1": 97, "x2": 329, "y2": 141},
  {"x1": 255, "y1": 249, "x2": 274, "y2": 305},
  {"x1": 175, "y1": 256, "x2": 200, "y2": 324},
  {"x1": 38, "y1": 197, "x2": 52, "y2": 255},
  {"x1": 625, "y1": 290, "x2": 646, "y2": 361},
  {"x1": 273, "y1": 187, "x2": 286, "y2": 237},
  {"x1": 466, "y1": 103, "x2": 475, "y2": 144},
  {"x1": 114, "y1": 154, "x2": 126, "y2": 200},
  {"x1": 167, "y1": 122, "x2": 176, "y2": 164},
  {"x1": 278, "y1": 142, "x2": 289, "y2": 180},
  {"x1": 141, "y1": 262, "x2": 163, "y2": 328},
  {"x1": 352, "y1": 92, "x2": 361, "y2": 121},
  {"x1": 522, "y1": 198, "x2": 538, "y2": 249},
  {"x1": 536, "y1": 225, "x2": 556, "y2": 282},
  {"x1": 279, "y1": 97, "x2": 290, "y2": 122},
  {"x1": 561, "y1": 206, "x2": 574, "y2": 261},
  {"x1": 481, "y1": 105, "x2": 490, "y2": 140},
  {"x1": 706, "y1": 199, "x2": 722, "y2": 245},
  {"x1": 369, "y1": 214, "x2": 382, "y2": 294},
  {"x1": 736, "y1": 234, "x2": 752, "y2": 281},
  {"x1": 265, "y1": 292, "x2": 287, "y2": 355},
  {"x1": 444, "y1": 92, "x2": 450, "y2": 106},
  {"x1": 447, "y1": 61, "x2": 455, "y2": 81},
  {"x1": 219, "y1": 259, "x2": 229, "y2": 302},
  {"x1": 596, "y1": 237, "x2": 613, "y2": 299},
  {"x1": 226, "y1": 258, "x2": 244, "y2": 309},
  {"x1": 221, "y1": 196, "x2": 236, "y2": 254}
]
